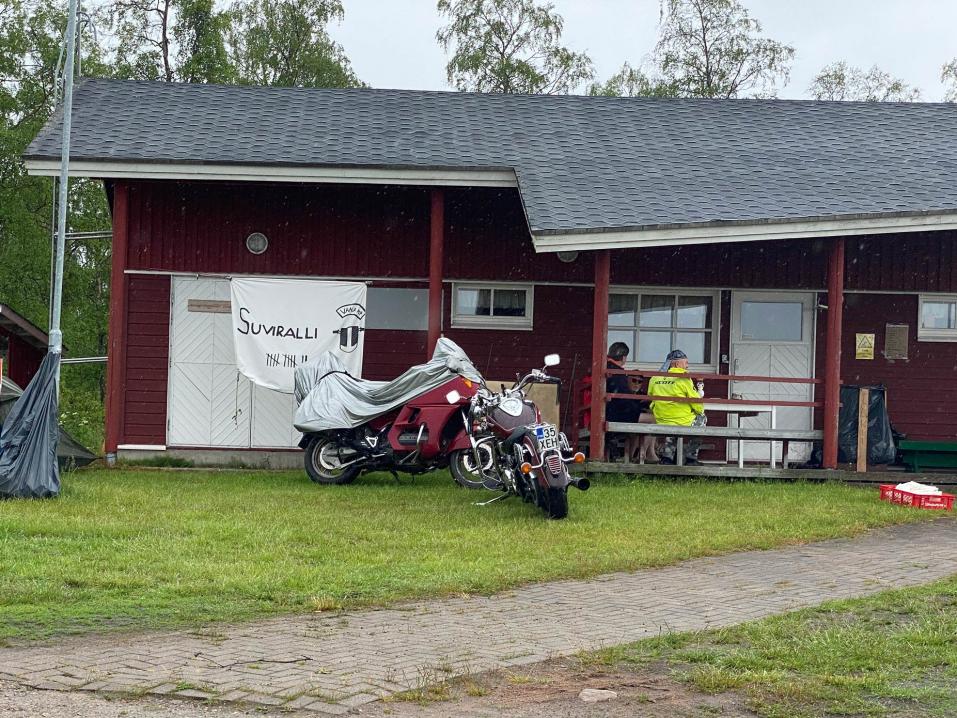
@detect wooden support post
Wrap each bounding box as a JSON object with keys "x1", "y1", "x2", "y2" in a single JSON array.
[
  {"x1": 856, "y1": 388, "x2": 870, "y2": 473},
  {"x1": 104, "y1": 182, "x2": 130, "y2": 464},
  {"x1": 427, "y1": 188, "x2": 445, "y2": 359},
  {"x1": 589, "y1": 250, "x2": 610, "y2": 460},
  {"x1": 823, "y1": 237, "x2": 845, "y2": 469}
]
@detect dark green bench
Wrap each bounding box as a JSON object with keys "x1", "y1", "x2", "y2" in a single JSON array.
[{"x1": 899, "y1": 440, "x2": 957, "y2": 472}]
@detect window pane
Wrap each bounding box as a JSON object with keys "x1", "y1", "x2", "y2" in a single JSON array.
[
  {"x1": 366, "y1": 288, "x2": 428, "y2": 330},
  {"x1": 457, "y1": 288, "x2": 491, "y2": 316},
  {"x1": 922, "y1": 301, "x2": 957, "y2": 329},
  {"x1": 492, "y1": 289, "x2": 527, "y2": 317},
  {"x1": 609, "y1": 294, "x2": 638, "y2": 327},
  {"x1": 676, "y1": 331, "x2": 710, "y2": 364},
  {"x1": 740, "y1": 301, "x2": 803, "y2": 341},
  {"x1": 636, "y1": 330, "x2": 672, "y2": 363},
  {"x1": 607, "y1": 330, "x2": 635, "y2": 357},
  {"x1": 639, "y1": 295, "x2": 674, "y2": 328},
  {"x1": 677, "y1": 296, "x2": 712, "y2": 329}
]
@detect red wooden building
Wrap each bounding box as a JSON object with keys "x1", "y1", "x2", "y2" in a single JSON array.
[
  {"x1": 24, "y1": 80, "x2": 957, "y2": 467},
  {"x1": 0, "y1": 304, "x2": 50, "y2": 389}
]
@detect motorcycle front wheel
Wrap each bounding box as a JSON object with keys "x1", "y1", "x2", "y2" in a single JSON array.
[
  {"x1": 449, "y1": 445, "x2": 496, "y2": 490},
  {"x1": 542, "y1": 486, "x2": 569, "y2": 520},
  {"x1": 304, "y1": 435, "x2": 361, "y2": 485}
]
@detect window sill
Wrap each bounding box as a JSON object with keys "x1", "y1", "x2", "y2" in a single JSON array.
[{"x1": 451, "y1": 319, "x2": 534, "y2": 331}]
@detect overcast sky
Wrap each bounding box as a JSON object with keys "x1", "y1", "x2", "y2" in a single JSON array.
[{"x1": 330, "y1": 0, "x2": 956, "y2": 101}]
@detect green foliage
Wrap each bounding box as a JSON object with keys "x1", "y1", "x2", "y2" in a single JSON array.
[
  {"x1": 942, "y1": 59, "x2": 957, "y2": 103},
  {"x1": 653, "y1": 0, "x2": 794, "y2": 98},
  {"x1": 0, "y1": 1, "x2": 112, "y2": 445},
  {"x1": 588, "y1": 62, "x2": 678, "y2": 98},
  {"x1": 226, "y1": 0, "x2": 363, "y2": 88},
  {"x1": 173, "y1": 0, "x2": 235, "y2": 84},
  {"x1": 436, "y1": 0, "x2": 593, "y2": 94},
  {"x1": 0, "y1": 472, "x2": 940, "y2": 641},
  {"x1": 810, "y1": 61, "x2": 922, "y2": 102}
]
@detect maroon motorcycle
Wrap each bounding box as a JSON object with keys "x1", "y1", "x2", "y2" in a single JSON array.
[
  {"x1": 293, "y1": 342, "x2": 586, "y2": 518},
  {"x1": 444, "y1": 354, "x2": 588, "y2": 520}
]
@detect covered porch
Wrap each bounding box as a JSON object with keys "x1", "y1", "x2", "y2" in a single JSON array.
[{"x1": 551, "y1": 227, "x2": 957, "y2": 477}]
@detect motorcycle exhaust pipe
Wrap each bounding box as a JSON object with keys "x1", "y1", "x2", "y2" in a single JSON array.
[{"x1": 568, "y1": 477, "x2": 590, "y2": 491}]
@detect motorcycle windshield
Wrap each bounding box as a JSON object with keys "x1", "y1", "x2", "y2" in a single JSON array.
[{"x1": 293, "y1": 337, "x2": 483, "y2": 433}]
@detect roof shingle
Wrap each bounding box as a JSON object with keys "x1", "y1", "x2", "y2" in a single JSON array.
[{"x1": 25, "y1": 78, "x2": 957, "y2": 235}]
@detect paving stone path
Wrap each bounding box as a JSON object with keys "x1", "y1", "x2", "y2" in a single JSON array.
[{"x1": 2, "y1": 520, "x2": 955, "y2": 715}]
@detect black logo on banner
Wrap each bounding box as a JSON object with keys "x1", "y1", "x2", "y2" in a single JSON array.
[{"x1": 333, "y1": 303, "x2": 366, "y2": 354}]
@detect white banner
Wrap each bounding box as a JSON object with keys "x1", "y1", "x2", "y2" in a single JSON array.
[{"x1": 230, "y1": 277, "x2": 367, "y2": 392}]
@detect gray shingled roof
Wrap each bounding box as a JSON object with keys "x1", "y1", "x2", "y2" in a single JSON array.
[{"x1": 25, "y1": 78, "x2": 957, "y2": 236}]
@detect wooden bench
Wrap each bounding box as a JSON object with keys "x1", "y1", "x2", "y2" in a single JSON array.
[
  {"x1": 899, "y1": 440, "x2": 957, "y2": 472},
  {"x1": 606, "y1": 422, "x2": 823, "y2": 469}
]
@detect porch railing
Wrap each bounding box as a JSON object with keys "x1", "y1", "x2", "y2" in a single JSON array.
[{"x1": 572, "y1": 368, "x2": 824, "y2": 457}]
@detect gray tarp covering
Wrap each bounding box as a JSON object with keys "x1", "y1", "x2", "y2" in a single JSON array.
[
  {"x1": 0, "y1": 351, "x2": 62, "y2": 498},
  {"x1": 0, "y1": 375, "x2": 96, "y2": 470},
  {"x1": 294, "y1": 337, "x2": 483, "y2": 433}
]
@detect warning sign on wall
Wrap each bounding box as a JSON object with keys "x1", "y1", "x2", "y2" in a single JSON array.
[{"x1": 855, "y1": 333, "x2": 875, "y2": 360}]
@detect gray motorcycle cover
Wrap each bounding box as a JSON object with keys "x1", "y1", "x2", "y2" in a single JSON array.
[
  {"x1": 294, "y1": 337, "x2": 483, "y2": 433},
  {"x1": 0, "y1": 351, "x2": 61, "y2": 499}
]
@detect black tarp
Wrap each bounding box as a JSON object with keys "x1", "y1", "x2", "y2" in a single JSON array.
[
  {"x1": 837, "y1": 385, "x2": 897, "y2": 465},
  {"x1": 0, "y1": 352, "x2": 67, "y2": 498},
  {"x1": 807, "y1": 385, "x2": 897, "y2": 467}
]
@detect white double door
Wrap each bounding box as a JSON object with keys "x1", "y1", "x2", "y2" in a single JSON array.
[
  {"x1": 167, "y1": 276, "x2": 300, "y2": 449},
  {"x1": 729, "y1": 291, "x2": 816, "y2": 463}
]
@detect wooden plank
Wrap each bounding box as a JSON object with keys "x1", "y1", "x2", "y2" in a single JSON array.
[
  {"x1": 606, "y1": 368, "x2": 823, "y2": 384},
  {"x1": 582, "y1": 462, "x2": 957, "y2": 485},
  {"x1": 607, "y1": 393, "x2": 822, "y2": 408},
  {"x1": 606, "y1": 422, "x2": 822, "y2": 441},
  {"x1": 857, "y1": 388, "x2": 869, "y2": 473},
  {"x1": 187, "y1": 299, "x2": 231, "y2": 314}
]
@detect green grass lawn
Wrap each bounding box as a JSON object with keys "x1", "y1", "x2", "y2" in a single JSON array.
[
  {"x1": 588, "y1": 576, "x2": 957, "y2": 718},
  {"x1": 0, "y1": 469, "x2": 947, "y2": 643}
]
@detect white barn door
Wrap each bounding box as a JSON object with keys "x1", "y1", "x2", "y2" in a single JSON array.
[{"x1": 167, "y1": 276, "x2": 300, "y2": 449}]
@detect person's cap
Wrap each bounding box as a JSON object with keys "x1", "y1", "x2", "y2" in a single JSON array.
[{"x1": 659, "y1": 349, "x2": 688, "y2": 371}]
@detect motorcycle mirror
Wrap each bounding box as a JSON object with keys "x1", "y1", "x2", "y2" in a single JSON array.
[
  {"x1": 445, "y1": 390, "x2": 462, "y2": 404},
  {"x1": 544, "y1": 354, "x2": 560, "y2": 367}
]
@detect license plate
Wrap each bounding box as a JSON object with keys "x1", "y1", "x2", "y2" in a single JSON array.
[{"x1": 533, "y1": 424, "x2": 559, "y2": 451}]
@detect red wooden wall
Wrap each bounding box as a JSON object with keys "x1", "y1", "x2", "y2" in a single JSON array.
[
  {"x1": 114, "y1": 179, "x2": 957, "y2": 448},
  {"x1": 124, "y1": 274, "x2": 170, "y2": 444},
  {"x1": 0, "y1": 328, "x2": 44, "y2": 389}
]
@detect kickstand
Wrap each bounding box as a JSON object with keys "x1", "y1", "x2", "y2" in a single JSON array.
[
  {"x1": 390, "y1": 470, "x2": 403, "y2": 484},
  {"x1": 473, "y1": 493, "x2": 509, "y2": 506}
]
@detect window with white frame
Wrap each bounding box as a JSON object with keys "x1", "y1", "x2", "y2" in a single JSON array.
[
  {"x1": 918, "y1": 295, "x2": 957, "y2": 341},
  {"x1": 608, "y1": 290, "x2": 719, "y2": 366},
  {"x1": 452, "y1": 283, "x2": 534, "y2": 329}
]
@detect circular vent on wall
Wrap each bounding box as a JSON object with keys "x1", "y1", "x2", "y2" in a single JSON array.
[
  {"x1": 245, "y1": 232, "x2": 269, "y2": 255},
  {"x1": 557, "y1": 251, "x2": 579, "y2": 263}
]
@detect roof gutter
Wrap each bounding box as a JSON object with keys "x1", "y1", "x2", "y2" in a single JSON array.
[
  {"x1": 532, "y1": 212, "x2": 957, "y2": 252},
  {"x1": 22, "y1": 159, "x2": 519, "y2": 188}
]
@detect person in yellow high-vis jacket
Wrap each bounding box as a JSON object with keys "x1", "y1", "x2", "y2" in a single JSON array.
[{"x1": 648, "y1": 350, "x2": 705, "y2": 465}]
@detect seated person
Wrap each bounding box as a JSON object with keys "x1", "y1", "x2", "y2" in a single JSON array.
[
  {"x1": 648, "y1": 349, "x2": 706, "y2": 466},
  {"x1": 605, "y1": 342, "x2": 659, "y2": 463}
]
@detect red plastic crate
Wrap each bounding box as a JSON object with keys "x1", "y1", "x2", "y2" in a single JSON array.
[{"x1": 879, "y1": 485, "x2": 955, "y2": 510}]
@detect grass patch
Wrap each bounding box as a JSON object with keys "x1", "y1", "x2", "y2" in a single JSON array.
[
  {"x1": 592, "y1": 576, "x2": 957, "y2": 717},
  {"x1": 0, "y1": 469, "x2": 946, "y2": 642}
]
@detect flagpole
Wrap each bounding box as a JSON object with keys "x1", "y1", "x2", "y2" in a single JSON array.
[{"x1": 50, "y1": 0, "x2": 80, "y2": 375}]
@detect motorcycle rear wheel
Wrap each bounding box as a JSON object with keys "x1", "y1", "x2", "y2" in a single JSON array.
[
  {"x1": 304, "y1": 436, "x2": 361, "y2": 485},
  {"x1": 449, "y1": 445, "x2": 495, "y2": 490}
]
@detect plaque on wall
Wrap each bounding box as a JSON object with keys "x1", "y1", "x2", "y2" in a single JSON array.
[{"x1": 884, "y1": 324, "x2": 909, "y2": 360}]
